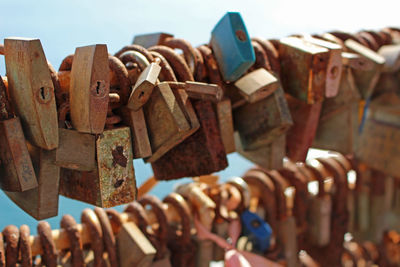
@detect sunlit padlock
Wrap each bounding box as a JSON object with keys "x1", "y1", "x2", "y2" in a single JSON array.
[{"x1": 210, "y1": 12, "x2": 255, "y2": 81}]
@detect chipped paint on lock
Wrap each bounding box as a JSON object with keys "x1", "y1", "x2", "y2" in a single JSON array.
[{"x1": 96, "y1": 127, "x2": 136, "y2": 207}]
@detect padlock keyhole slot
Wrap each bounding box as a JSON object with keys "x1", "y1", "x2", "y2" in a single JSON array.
[
  {"x1": 40, "y1": 87, "x2": 46, "y2": 100},
  {"x1": 96, "y1": 81, "x2": 101, "y2": 95},
  {"x1": 235, "y1": 30, "x2": 247, "y2": 42},
  {"x1": 139, "y1": 91, "x2": 145, "y2": 99}
]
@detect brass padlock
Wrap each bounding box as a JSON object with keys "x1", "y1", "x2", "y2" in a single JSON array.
[
  {"x1": 4, "y1": 38, "x2": 59, "y2": 150},
  {"x1": 0, "y1": 75, "x2": 37, "y2": 192},
  {"x1": 69, "y1": 44, "x2": 110, "y2": 134},
  {"x1": 279, "y1": 36, "x2": 330, "y2": 103},
  {"x1": 4, "y1": 144, "x2": 60, "y2": 219},
  {"x1": 60, "y1": 127, "x2": 136, "y2": 207}
]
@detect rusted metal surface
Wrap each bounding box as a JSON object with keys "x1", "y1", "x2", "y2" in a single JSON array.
[
  {"x1": 60, "y1": 215, "x2": 84, "y2": 267},
  {"x1": 151, "y1": 100, "x2": 228, "y2": 180}
]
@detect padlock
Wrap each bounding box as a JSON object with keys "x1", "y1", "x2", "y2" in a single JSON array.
[
  {"x1": 163, "y1": 193, "x2": 197, "y2": 267},
  {"x1": 234, "y1": 68, "x2": 279, "y2": 103},
  {"x1": 4, "y1": 37, "x2": 59, "y2": 150},
  {"x1": 197, "y1": 45, "x2": 236, "y2": 154},
  {"x1": 142, "y1": 81, "x2": 198, "y2": 163},
  {"x1": 133, "y1": 32, "x2": 174, "y2": 50},
  {"x1": 69, "y1": 44, "x2": 110, "y2": 134},
  {"x1": 279, "y1": 36, "x2": 330, "y2": 103},
  {"x1": 4, "y1": 143, "x2": 60, "y2": 219},
  {"x1": 55, "y1": 104, "x2": 96, "y2": 171},
  {"x1": 241, "y1": 210, "x2": 273, "y2": 253},
  {"x1": 117, "y1": 222, "x2": 156, "y2": 267},
  {"x1": 312, "y1": 56, "x2": 362, "y2": 154},
  {"x1": 285, "y1": 93, "x2": 323, "y2": 162},
  {"x1": 235, "y1": 132, "x2": 286, "y2": 170},
  {"x1": 184, "y1": 81, "x2": 223, "y2": 102},
  {"x1": 344, "y1": 39, "x2": 385, "y2": 99},
  {"x1": 0, "y1": 75, "x2": 37, "y2": 192},
  {"x1": 210, "y1": 12, "x2": 255, "y2": 81},
  {"x1": 60, "y1": 127, "x2": 136, "y2": 207},
  {"x1": 378, "y1": 44, "x2": 400, "y2": 72},
  {"x1": 302, "y1": 35, "x2": 343, "y2": 98},
  {"x1": 356, "y1": 93, "x2": 400, "y2": 177},
  {"x1": 138, "y1": 196, "x2": 173, "y2": 267},
  {"x1": 234, "y1": 85, "x2": 293, "y2": 150},
  {"x1": 126, "y1": 61, "x2": 161, "y2": 111}
]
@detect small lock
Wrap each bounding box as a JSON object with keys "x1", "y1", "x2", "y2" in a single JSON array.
[
  {"x1": 210, "y1": 12, "x2": 255, "y2": 81},
  {"x1": 133, "y1": 32, "x2": 174, "y2": 48},
  {"x1": 234, "y1": 68, "x2": 279, "y2": 103},
  {"x1": 241, "y1": 210, "x2": 273, "y2": 253}
]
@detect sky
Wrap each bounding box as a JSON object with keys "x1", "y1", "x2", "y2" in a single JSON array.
[{"x1": 0, "y1": 0, "x2": 398, "y2": 231}]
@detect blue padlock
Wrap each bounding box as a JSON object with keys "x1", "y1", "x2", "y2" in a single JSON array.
[
  {"x1": 241, "y1": 210, "x2": 272, "y2": 253},
  {"x1": 210, "y1": 12, "x2": 256, "y2": 82}
]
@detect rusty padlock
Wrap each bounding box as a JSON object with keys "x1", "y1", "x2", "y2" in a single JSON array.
[
  {"x1": 4, "y1": 37, "x2": 59, "y2": 150},
  {"x1": 0, "y1": 75, "x2": 37, "y2": 192}
]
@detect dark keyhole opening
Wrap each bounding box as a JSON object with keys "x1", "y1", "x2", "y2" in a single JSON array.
[
  {"x1": 40, "y1": 87, "x2": 46, "y2": 100},
  {"x1": 251, "y1": 219, "x2": 261, "y2": 228},
  {"x1": 96, "y1": 81, "x2": 101, "y2": 95},
  {"x1": 139, "y1": 91, "x2": 145, "y2": 99}
]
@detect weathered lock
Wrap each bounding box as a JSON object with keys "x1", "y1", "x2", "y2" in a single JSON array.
[
  {"x1": 138, "y1": 196, "x2": 173, "y2": 267},
  {"x1": 163, "y1": 193, "x2": 197, "y2": 267},
  {"x1": 133, "y1": 32, "x2": 174, "y2": 49},
  {"x1": 235, "y1": 132, "x2": 286, "y2": 170},
  {"x1": 151, "y1": 98, "x2": 227, "y2": 180},
  {"x1": 378, "y1": 44, "x2": 400, "y2": 73},
  {"x1": 210, "y1": 12, "x2": 255, "y2": 81},
  {"x1": 127, "y1": 61, "x2": 161, "y2": 111},
  {"x1": 0, "y1": 75, "x2": 37, "y2": 192},
  {"x1": 285, "y1": 93, "x2": 323, "y2": 162},
  {"x1": 234, "y1": 85, "x2": 293, "y2": 150},
  {"x1": 55, "y1": 104, "x2": 96, "y2": 171},
  {"x1": 312, "y1": 55, "x2": 363, "y2": 154},
  {"x1": 344, "y1": 39, "x2": 385, "y2": 99},
  {"x1": 197, "y1": 45, "x2": 236, "y2": 154},
  {"x1": 279, "y1": 36, "x2": 330, "y2": 103},
  {"x1": 184, "y1": 81, "x2": 223, "y2": 102},
  {"x1": 303, "y1": 35, "x2": 343, "y2": 98},
  {"x1": 60, "y1": 127, "x2": 136, "y2": 207},
  {"x1": 356, "y1": 93, "x2": 400, "y2": 177},
  {"x1": 4, "y1": 143, "x2": 60, "y2": 219},
  {"x1": 117, "y1": 222, "x2": 156, "y2": 267},
  {"x1": 234, "y1": 68, "x2": 279, "y2": 103},
  {"x1": 69, "y1": 44, "x2": 110, "y2": 134},
  {"x1": 4, "y1": 38, "x2": 59, "y2": 150}
]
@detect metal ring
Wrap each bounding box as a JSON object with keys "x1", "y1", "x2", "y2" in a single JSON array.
[
  {"x1": 162, "y1": 37, "x2": 198, "y2": 74},
  {"x1": 114, "y1": 44, "x2": 155, "y2": 63},
  {"x1": 60, "y1": 215, "x2": 84, "y2": 267},
  {"x1": 227, "y1": 176, "x2": 251, "y2": 211},
  {"x1": 106, "y1": 209, "x2": 124, "y2": 234},
  {"x1": 0, "y1": 233, "x2": 5, "y2": 267},
  {"x1": 149, "y1": 51, "x2": 177, "y2": 82},
  {"x1": 19, "y1": 225, "x2": 32, "y2": 267},
  {"x1": 119, "y1": 50, "x2": 150, "y2": 71},
  {"x1": 197, "y1": 45, "x2": 224, "y2": 89},
  {"x1": 3, "y1": 225, "x2": 19, "y2": 267},
  {"x1": 149, "y1": 45, "x2": 194, "y2": 82},
  {"x1": 251, "y1": 41, "x2": 272, "y2": 71},
  {"x1": 37, "y1": 221, "x2": 57, "y2": 267},
  {"x1": 93, "y1": 207, "x2": 118, "y2": 267},
  {"x1": 59, "y1": 54, "x2": 74, "y2": 71},
  {"x1": 108, "y1": 55, "x2": 130, "y2": 105},
  {"x1": 81, "y1": 208, "x2": 104, "y2": 267}
]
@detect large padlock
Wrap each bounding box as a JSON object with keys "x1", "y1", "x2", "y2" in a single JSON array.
[
  {"x1": 235, "y1": 132, "x2": 286, "y2": 170},
  {"x1": 356, "y1": 93, "x2": 400, "y2": 177},
  {"x1": 279, "y1": 36, "x2": 330, "y2": 103},
  {"x1": 69, "y1": 44, "x2": 110, "y2": 134},
  {"x1": 312, "y1": 54, "x2": 363, "y2": 154},
  {"x1": 210, "y1": 12, "x2": 255, "y2": 81},
  {"x1": 4, "y1": 143, "x2": 60, "y2": 219},
  {"x1": 60, "y1": 126, "x2": 136, "y2": 207},
  {"x1": 0, "y1": 75, "x2": 37, "y2": 192},
  {"x1": 4, "y1": 38, "x2": 59, "y2": 150}
]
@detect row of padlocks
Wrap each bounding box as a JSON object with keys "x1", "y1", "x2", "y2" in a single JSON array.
[{"x1": 0, "y1": 11, "x2": 400, "y2": 266}]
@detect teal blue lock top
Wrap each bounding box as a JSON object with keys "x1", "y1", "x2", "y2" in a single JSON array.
[{"x1": 211, "y1": 12, "x2": 255, "y2": 82}]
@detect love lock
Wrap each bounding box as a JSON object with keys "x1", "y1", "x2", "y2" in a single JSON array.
[{"x1": 163, "y1": 193, "x2": 197, "y2": 267}]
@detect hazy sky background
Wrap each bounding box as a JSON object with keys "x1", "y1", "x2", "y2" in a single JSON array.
[{"x1": 0, "y1": 0, "x2": 398, "y2": 231}]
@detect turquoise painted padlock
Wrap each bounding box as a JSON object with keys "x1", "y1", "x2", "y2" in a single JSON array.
[{"x1": 210, "y1": 12, "x2": 255, "y2": 81}]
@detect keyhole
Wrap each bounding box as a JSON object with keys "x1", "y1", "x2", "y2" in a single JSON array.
[
  {"x1": 40, "y1": 87, "x2": 46, "y2": 100},
  {"x1": 96, "y1": 81, "x2": 101, "y2": 95},
  {"x1": 139, "y1": 91, "x2": 144, "y2": 99},
  {"x1": 235, "y1": 30, "x2": 247, "y2": 42}
]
